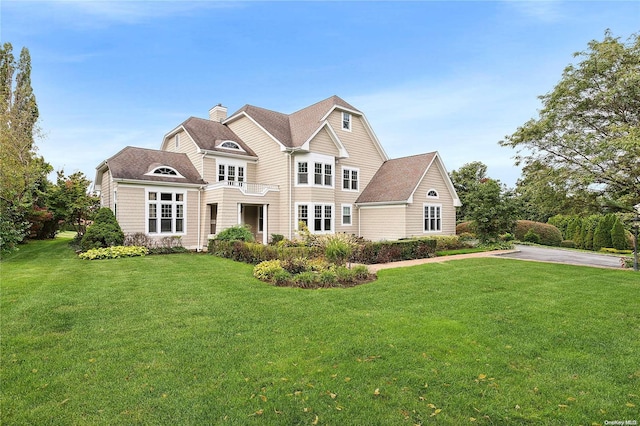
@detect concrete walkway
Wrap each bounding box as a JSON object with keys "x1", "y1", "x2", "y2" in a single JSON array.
[{"x1": 364, "y1": 249, "x2": 518, "y2": 272}]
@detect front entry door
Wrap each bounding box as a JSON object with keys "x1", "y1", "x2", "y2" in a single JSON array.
[{"x1": 210, "y1": 204, "x2": 218, "y2": 234}]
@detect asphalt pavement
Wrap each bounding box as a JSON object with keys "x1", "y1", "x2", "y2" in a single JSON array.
[{"x1": 497, "y1": 244, "x2": 628, "y2": 269}]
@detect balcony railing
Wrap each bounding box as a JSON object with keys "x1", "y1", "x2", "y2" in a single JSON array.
[{"x1": 209, "y1": 180, "x2": 279, "y2": 195}]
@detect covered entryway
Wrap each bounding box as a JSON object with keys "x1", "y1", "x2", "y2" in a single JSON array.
[{"x1": 238, "y1": 203, "x2": 269, "y2": 244}]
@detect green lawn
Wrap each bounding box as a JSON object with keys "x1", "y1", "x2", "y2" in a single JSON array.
[{"x1": 1, "y1": 236, "x2": 639, "y2": 425}]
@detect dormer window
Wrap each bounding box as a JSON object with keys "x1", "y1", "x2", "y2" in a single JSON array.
[
  {"x1": 146, "y1": 166, "x2": 184, "y2": 178},
  {"x1": 342, "y1": 112, "x2": 351, "y2": 131},
  {"x1": 427, "y1": 189, "x2": 439, "y2": 198},
  {"x1": 217, "y1": 140, "x2": 244, "y2": 151}
]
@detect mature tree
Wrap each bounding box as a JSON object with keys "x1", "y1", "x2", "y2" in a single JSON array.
[
  {"x1": 450, "y1": 161, "x2": 488, "y2": 222},
  {"x1": 465, "y1": 178, "x2": 517, "y2": 242},
  {"x1": 48, "y1": 170, "x2": 100, "y2": 237},
  {"x1": 500, "y1": 31, "x2": 640, "y2": 211},
  {"x1": 0, "y1": 43, "x2": 49, "y2": 256},
  {"x1": 514, "y1": 161, "x2": 600, "y2": 222}
]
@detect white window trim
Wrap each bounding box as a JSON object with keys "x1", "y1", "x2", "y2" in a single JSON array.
[
  {"x1": 146, "y1": 187, "x2": 187, "y2": 236},
  {"x1": 342, "y1": 112, "x2": 352, "y2": 132},
  {"x1": 216, "y1": 140, "x2": 245, "y2": 152},
  {"x1": 295, "y1": 202, "x2": 334, "y2": 234},
  {"x1": 423, "y1": 203, "x2": 442, "y2": 233},
  {"x1": 295, "y1": 153, "x2": 335, "y2": 188},
  {"x1": 341, "y1": 203, "x2": 352, "y2": 226},
  {"x1": 145, "y1": 166, "x2": 185, "y2": 178},
  {"x1": 427, "y1": 188, "x2": 439, "y2": 199},
  {"x1": 175, "y1": 134, "x2": 180, "y2": 149},
  {"x1": 217, "y1": 158, "x2": 247, "y2": 182},
  {"x1": 341, "y1": 166, "x2": 360, "y2": 192}
]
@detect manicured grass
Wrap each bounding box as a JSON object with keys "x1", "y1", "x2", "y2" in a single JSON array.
[{"x1": 1, "y1": 236, "x2": 639, "y2": 425}]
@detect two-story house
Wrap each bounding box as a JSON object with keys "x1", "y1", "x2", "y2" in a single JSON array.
[{"x1": 94, "y1": 96, "x2": 461, "y2": 250}]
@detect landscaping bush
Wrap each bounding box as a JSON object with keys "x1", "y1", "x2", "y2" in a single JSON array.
[
  {"x1": 352, "y1": 238, "x2": 437, "y2": 264},
  {"x1": 593, "y1": 214, "x2": 616, "y2": 251},
  {"x1": 455, "y1": 221, "x2": 475, "y2": 236},
  {"x1": 215, "y1": 225, "x2": 254, "y2": 242},
  {"x1": 325, "y1": 237, "x2": 353, "y2": 265},
  {"x1": 611, "y1": 217, "x2": 630, "y2": 250},
  {"x1": 80, "y1": 208, "x2": 124, "y2": 251},
  {"x1": 79, "y1": 245, "x2": 148, "y2": 260},
  {"x1": 253, "y1": 259, "x2": 285, "y2": 281},
  {"x1": 523, "y1": 229, "x2": 541, "y2": 244},
  {"x1": 561, "y1": 240, "x2": 576, "y2": 248},
  {"x1": 209, "y1": 239, "x2": 316, "y2": 264},
  {"x1": 514, "y1": 220, "x2": 562, "y2": 246}
]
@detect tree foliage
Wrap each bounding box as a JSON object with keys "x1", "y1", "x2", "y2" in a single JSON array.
[
  {"x1": 465, "y1": 178, "x2": 517, "y2": 242},
  {"x1": 450, "y1": 161, "x2": 488, "y2": 222},
  {"x1": 0, "y1": 43, "x2": 50, "y2": 257},
  {"x1": 500, "y1": 31, "x2": 640, "y2": 211},
  {"x1": 48, "y1": 170, "x2": 100, "y2": 237}
]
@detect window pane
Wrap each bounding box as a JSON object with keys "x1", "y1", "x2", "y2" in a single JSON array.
[
  {"x1": 161, "y1": 193, "x2": 172, "y2": 201},
  {"x1": 314, "y1": 163, "x2": 322, "y2": 185},
  {"x1": 149, "y1": 219, "x2": 157, "y2": 233},
  {"x1": 219, "y1": 165, "x2": 225, "y2": 181},
  {"x1": 175, "y1": 219, "x2": 183, "y2": 233},
  {"x1": 161, "y1": 219, "x2": 172, "y2": 233},
  {"x1": 228, "y1": 166, "x2": 235, "y2": 181},
  {"x1": 324, "y1": 164, "x2": 332, "y2": 186},
  {"x1": 351, "y1": 171, "x2": 358, "y2": 190},
  {"x1": 176, "y1": 204, "x2": 183, "y2": 218},
  {"x1": 176, "y1": 193, "x2": 184, "y2": 202},
  {"x1": 149, "y1": 204, "x2": 157, "y2": 218},
  {"x1": 324, "y1": 205, "x2": 332, "y2": 231},
  {"x1": 238, "y1": 167, "x2": 244, "y2": 182},
  {"x1": 148, "y1": 192, "x2": 157, "y2": 201},
  {"x1": 161, "y1": 204, "x2": 172, "y2": 218}
]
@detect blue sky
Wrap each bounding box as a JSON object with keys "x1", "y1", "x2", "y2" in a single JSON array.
[{"x1": 2, "y1": 1, "x2": 638, "y2": 187}]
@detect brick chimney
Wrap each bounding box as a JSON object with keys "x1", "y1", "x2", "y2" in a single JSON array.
[{"x1": 209, "y1": 104, "x2": 227, "y2": 122}]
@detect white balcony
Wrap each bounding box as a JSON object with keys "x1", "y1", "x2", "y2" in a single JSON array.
[{"x1": 208, "y1": 180, "x2": 279, "y2": 196}]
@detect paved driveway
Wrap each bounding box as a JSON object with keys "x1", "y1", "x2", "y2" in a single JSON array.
[{"x1": 497, "y1": 244, "x2": 626, "y2": 269}]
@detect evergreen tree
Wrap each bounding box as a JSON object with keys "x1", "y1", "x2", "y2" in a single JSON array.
[
  {"x1": 573, "y1": 217, "x2": 584, "y2": 249},
  {"x1": 610, "y1": 217, "x2": 629, "y2": 250}
]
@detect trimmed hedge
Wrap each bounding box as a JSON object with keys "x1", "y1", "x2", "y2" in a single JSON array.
[
  {"x1": 79, "y1": 246, "x2": 148, "y2": 260},
  {"x1": 208, "y1": 239, "x2": 318, "y2": 264},
  {"x1": 514, "y1": 220, "x2": 562, "y2": 246},
  {"x1": 351, "y1": 239, "x2": 437, "y2": 264}
]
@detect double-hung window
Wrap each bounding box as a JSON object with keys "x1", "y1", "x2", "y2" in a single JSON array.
[
  {"x1": 342, "y1": 112, "x2": 351, "y2": 131},
  {"x1": 298, "y1": 162, "x2": 308, "y2": 184},
  {"x1": 342, "y1": 204, "x2": 352, "y2": 226},
  {"x1": 297, "y1": 203, "x2": 333, "y2": 233},
  {"x1": 423, "y1": 203, "x2": 442, "y2": 232},
  {"x1": 148, "y1": 190, "x2": 185, "y2": 234},
  {"x1": 218, "y1": 164, "x2": 245, "y2": 183},
  {"x1": 342, "y1": 167, "x2": 359, "y2": 191}
]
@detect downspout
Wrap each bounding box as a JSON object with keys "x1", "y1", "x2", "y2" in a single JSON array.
[
  {"x1": 197, "y1": 186, "x2": 202, "y2": 252},
  {"x1": 289, "y1": 151, "x2": 293, "y2": 240},
  {"x1": 358, "y1": 206, "x2": 361, "y2": 238}
]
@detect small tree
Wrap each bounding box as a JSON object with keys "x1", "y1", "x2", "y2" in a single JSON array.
[
  {"x1": 611, "y1": 217, "x2": 629, "y2": 250},
  {"x1": 80, "y1": 207, "x2": 124, "y2": 251},
  {"x1": 466, "y1": 179, "x2": 517, "y2": 243},
  {"x1": 593, "y1": 214, "x2": 616, "y2": 250}
]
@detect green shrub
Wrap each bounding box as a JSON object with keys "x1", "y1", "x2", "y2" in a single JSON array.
[
  {"x1": 325, "y1": 237, "x2": 352, "y2": 265},
  {"x1": 334, "y1": 265, "x2": 356, "y2": 285},
  {"x1": 514, "y1": 220, "x2": 562, "y2": 246},
  {"x1": 80, "y1": 208, "x2": 124, "y2": 251},
  {"x1": 273, "y1": 269, "x2": 292, "y2": 286},
  {"x1": 593, "y1": 214, "x2": 616, "y2": 251},
  {"x1": 352, "y1": 238, "x2": 436, "y2": 264},
  {"x1": 561, "y1": 240, "x2": 576, "y2": 248},
  {"x1": 500, "y1": 233, "x2": 514, "y2": 242},
  {"x1": 455, "y1": 222, "x2": 475, "y2": 236},
  {"x1": 294, "y1": 271, "x2": 318, "y2": 288},
  {"x1": 79, "y1": 246, "x2": 148, "y2": 260},
  {"x1": 523, "y1": 229, "x2": 541, "y2": 244},
  {"x1": 270, "y1": 234, "x2": 284, "y2": 244},
  {"x1": 611, "y1": 217, "x2": 629, "y2": 250},
  {"x1": 215, "y1": 225, "x2": 254, "y2": 242},
  {"x1": 318, "y1": 270, "x2": 338, "y2": 286},
  {"x1": 351, "y1": 265, "x2": 371, "y2": 281},
  {"x1": 253, "y1": 259, "x2": 284, "y2": 281}
]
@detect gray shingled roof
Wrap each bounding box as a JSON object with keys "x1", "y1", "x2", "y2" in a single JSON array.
[
  {"x1": 232, "y1": 95, "x2": 360, "y2": 148},
  {"x1": 356, "y1": 152, "x2": 436, "y2": 204},
  {"x1": 106, "y1": 146, "x2": 206, "y2": 185},
  {"x1": 182, "y1": 117, "x2": 257, "y2": 157}
]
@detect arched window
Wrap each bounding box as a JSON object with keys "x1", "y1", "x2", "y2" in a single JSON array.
[
  {"x1": 427, "y1": 189, "x2": 439, "y2": 198},
  {"x1": 152, "y1": 167, "x2": 178, "y2": 176},
  {"x1": 219, "y1": 140, "x2": 242, "y2": 150}
]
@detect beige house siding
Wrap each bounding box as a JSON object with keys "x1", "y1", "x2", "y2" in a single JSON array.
[
  {"x1": 405, "y1": 161, "x2": 456, "y2": 237},
  {"x1": 165, "y1": 129, "x2": 203, "y2": 177},
  {"x1": 358, "y1": 205, "x2": 407, "y2": 241},
  {"x1": 308, "y1": 128, "x2": 339, "y2": 157},
  {"x1": 114, "y1": 185, "x2": 146, "y2": 234},
  {"x1": 100, "y1": 170, "x2": 112, "y2": 208}
]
